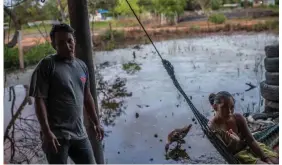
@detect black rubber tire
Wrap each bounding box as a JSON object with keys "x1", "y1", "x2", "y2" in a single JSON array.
[
  {"x1": 260, "y1": 81, "x2": 279, "y2": 102},
  {"x1": 264, "y1": 105, "x2": 278, "y2": 113},
  {"x1": 265, "y1": 72, "x2": 279, "y2": 85},
  {"x1": 265, "y1": 99, "x2": 279, "y2": 109},
  {"x1": 265, "y1": 45, "x2": 279, "y2": 58},
  {"x1": 264, "y1": 57, "x2": 279, "y2": 72}
]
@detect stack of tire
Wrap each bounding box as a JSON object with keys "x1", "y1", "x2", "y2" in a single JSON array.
[{"x1": 260, "y1": 44, "x2": 279, "y2": 113}]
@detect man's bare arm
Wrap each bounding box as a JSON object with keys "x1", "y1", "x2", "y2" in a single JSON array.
[
  {"x1": 84, "y1": 87, "x2": 100, "y2": 126},
  {"x1": 35, "y1": 98, "x2": 51, "y2": 134}
]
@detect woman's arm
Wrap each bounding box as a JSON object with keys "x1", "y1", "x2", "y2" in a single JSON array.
[{"x1": 234, "y1": 114, "x2": 268, "y2": 161}]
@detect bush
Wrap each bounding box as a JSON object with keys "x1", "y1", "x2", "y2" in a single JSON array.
[
  {"x1": 211, "y1": 0, "x2": 222, "y2": 10},
  {"x1": 265, "y1": 20, "x2": 279, "y2": 30},
  {"x1": 102, "y1": 30, "x2": 124, "y2": 41},
  {"x1": 4, "y1": 46, "x2": 19, "y2": 69},
  {"x1": 4, "y1": 42, "x2": 55, "y2": 69},
  {"x1": 105, "y1": 41, "x2": 116, "y2": 51},
  {"x1": 252, "y1": 22, "x2": 268, "y2": 32},
  {"x1": 190, "y1": 25, "x2": 200, "y2": 32},
  {"x1": 208, "y1": 13, "x2": 226, "y2": 24}
]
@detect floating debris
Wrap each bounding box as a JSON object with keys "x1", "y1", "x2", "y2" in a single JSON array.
[
  {"x1": 133, "y1": 45, "x2": 142, "y2": 50},
  {"x1": 122, "y1": 62, "x2": 141, "y2": 74},
  {"x1": 154, "y1": 134, "x2": 158, "y2": 138},
  {"x1": 135, "y1": 113, "x2": 140, "y2": 118}
]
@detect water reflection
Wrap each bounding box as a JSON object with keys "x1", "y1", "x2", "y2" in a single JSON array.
[
  {"x1": 165, "y1": 144, "x2": 190, "y2": 162},
  {"x1": 96, "y1": 64, "x2": 132, "y2": 127},
  {"x1": 4, "y1": 85, "x2": 44, "y2": 164}
]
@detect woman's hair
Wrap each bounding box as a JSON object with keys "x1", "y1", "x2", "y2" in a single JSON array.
[{"x1": 209, "y1": 91, "x2": 234, "y2": 106}]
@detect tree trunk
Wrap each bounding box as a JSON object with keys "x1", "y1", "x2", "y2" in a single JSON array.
[
  {"x1": 57, "y1": 0, "x2": 66, "y2": 22},
  {"x1": 174, "y1": 13, "x2": 178, "y2": 25},
  {"x1": 4, "y1": 5, "x2": 21, "y2": 48},
  {"x1": 109, "y1": 22, "x2": 114, "y2": 42},
  {"x1": 67, "y1": 0, "x2": 104, "y2": 164}
]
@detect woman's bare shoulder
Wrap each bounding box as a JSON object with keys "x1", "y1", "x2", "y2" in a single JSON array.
[
  {"x1": 232, "y1": 113, "x2": 245, "y2": 122},
  {"x1": 208, "y1": 117, "x2": 219, "y2": 129}
]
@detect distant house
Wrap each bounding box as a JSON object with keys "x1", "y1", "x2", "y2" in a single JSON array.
[
  {"x1": 222, "y1": 3, "x2": 240, "y2": 8},
  {"x1": 89, "y1": 9, "x2": 111, "y2": 22}
]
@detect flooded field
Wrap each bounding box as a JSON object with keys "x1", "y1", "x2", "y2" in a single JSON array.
[{"x1": 4, "y1": 33, "x2": 278, "y2": 163}]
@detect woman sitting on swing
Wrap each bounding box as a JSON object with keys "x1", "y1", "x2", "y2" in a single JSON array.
[{"x1": 208, "y1": 91, "x2": 278, "y2": 164}]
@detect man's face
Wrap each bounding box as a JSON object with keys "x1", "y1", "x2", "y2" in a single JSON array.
[{"x1": 53, "y1": 31, "x2": 75, "y2": 59}]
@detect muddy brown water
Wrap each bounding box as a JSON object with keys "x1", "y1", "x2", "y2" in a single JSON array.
[{"x1": 4, "y1": 33, "x2": 278, "y2": 163}]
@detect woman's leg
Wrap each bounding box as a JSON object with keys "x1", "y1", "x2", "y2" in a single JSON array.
[
  {"x1": 269, "y1": 157, "x2": 279, "y2": 164},
  {"x1": 256, "y1": 160, "x2": 267, "y2": 164}
]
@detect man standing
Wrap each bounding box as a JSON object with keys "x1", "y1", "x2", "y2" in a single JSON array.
[{"x1": 29, "y1": 23, "x2": 104, "y2": 164}]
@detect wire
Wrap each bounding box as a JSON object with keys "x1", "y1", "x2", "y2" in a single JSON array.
[{"x1": 125, "y1": 0, "x2": 163, "y2": 60}]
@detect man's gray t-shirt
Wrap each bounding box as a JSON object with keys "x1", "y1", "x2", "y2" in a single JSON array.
[{"x1": 29, "y1": 54, "x2": 89, "y2": 140}]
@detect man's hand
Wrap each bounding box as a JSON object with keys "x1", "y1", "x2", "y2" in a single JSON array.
[
  {"x1": 43, "y1": 131, "x2": 61, "y2": 153},
  {"x1": 93, "y1": 124, "x2": 104, "y2": 141}
]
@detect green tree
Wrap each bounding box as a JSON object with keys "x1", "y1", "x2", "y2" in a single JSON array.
[
  {"x1": 87, "y1": 0, "x2": 116, "y2": 14},
  {"x1": 211, "y1": 0, "x2": 222, "y2": 10},
  {"x1": 41, "y1": 0, "x2": 61, "y2": 20},
  {"x1": 114, "y1": 0, "x2": 143, "y2": 16},
  {"x1": 153, "y1": 0, "x2": 186, "y2": 24},
  {"x1": 185, "y1": 0, "x2": 201, "y2": 11},
  {"x1": 138, "y1": 0, "x2": 154, "y2": 12}
]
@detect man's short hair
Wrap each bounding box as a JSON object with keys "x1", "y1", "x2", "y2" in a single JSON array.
[{"x1": 50, "y1": 23, "x2": 75, "y2": 42}]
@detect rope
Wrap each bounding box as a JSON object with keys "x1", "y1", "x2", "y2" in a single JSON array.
[{"x1": 125, "y1": 0, "x2": 163, "y2": 60}]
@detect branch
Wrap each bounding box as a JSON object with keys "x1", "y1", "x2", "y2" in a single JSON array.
[
  {"x1": 245, "y1": 82, "x2": 256, "y2": 92},
  {"x1": 4, "y1": 85, "x2": 32, "y2": 142},
  {"x1": 4, "y1": 5, "x2": 22, "y2": 48}
]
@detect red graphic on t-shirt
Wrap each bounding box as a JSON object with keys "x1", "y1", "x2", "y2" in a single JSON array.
[{"x1": 80, "y1": 75, "x2": 86, "y2": 83}]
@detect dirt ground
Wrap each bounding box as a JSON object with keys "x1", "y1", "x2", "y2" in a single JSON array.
[{"x1": 5, "y1": 17, "x2": 277, "y2": 50}]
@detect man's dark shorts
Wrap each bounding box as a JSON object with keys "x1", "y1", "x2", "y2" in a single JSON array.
[{"x1": 42, "y1": 137, "x2": 96, "y2": 164}]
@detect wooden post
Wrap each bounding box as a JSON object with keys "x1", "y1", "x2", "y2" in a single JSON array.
[
  {"x1": 67, "y1": 0, "x2": 104, "y2": 164},
  {"x1": 17, "y1": 30, "x2": 24, "y2": 71},
  {"x1": 109, "y1": 21, "x2": 114, "y2": 42}
]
